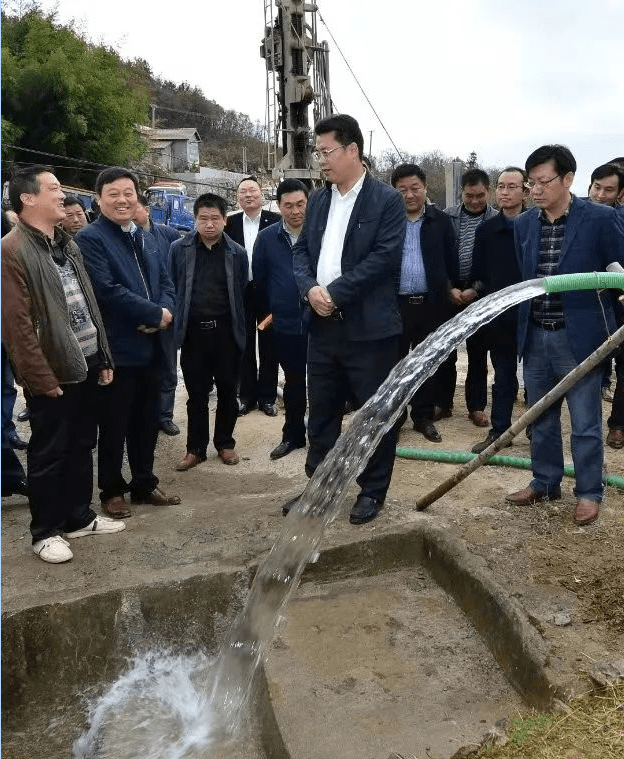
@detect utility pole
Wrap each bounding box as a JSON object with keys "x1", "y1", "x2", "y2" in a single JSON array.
[
  {"x1": 369, "y1": 130, "x2": 373, "y2": 159},
  {"x1": 150, "y1": 104, "x2": 156, "y2": 128}
]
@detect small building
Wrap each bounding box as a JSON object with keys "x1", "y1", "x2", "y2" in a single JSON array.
[{"x1": 137, "y1": 126, "x2": 202, "y2": 173}]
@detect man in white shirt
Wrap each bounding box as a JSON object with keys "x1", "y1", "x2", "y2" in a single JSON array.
[
  {"x1": 284, "y1": 114, "x2": 406, "y2": 525},
  {"x1": 225, "y1": 177, "x2": 280, "y2": 416}
]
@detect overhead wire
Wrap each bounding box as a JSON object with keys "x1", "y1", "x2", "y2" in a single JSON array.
[{"x1": 317, "y1": 10, "x2": 403, "y2": 160}]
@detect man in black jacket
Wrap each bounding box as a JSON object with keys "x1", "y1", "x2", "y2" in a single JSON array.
[
  {"x1": 286, "y1": 114, "x2": 406, "y2": 525},
  {"x1": 391, "y1": 163, "x2": 456, "y2": 443},
  {"x1": 225, "y1": 177, "x2": 280, "y2": 416},
  {"x1": 470, "y1": 167, "x2": 527, "y2": 453}
]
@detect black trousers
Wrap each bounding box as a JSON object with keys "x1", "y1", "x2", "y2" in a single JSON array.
[
  {"x1": 26, "y1": 370, "x2": 98, "y2": 543},
  {"x1": 398, "y1": 296, "x2": 453, "y2": 422},
  {"x1": 273, "y1": 330, "x2": 308, "y2": 446},
  {"x1": 180, "y1": 320, "x2": 240, "y2": 455},
  {"x1": 239, "y1": 283, "x2": 278, "y2": 406},
  {"x1": 306, "y1": 317, "x2": 400, "y2": 502},
  {"x1": 97, "y1": 364, "x2": 160, "y2": 501}
]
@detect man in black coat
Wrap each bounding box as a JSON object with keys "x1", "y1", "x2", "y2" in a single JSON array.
[
  {"x1": 470, "y1": 167, "x2": 527, "y2": 453},
  {"x1": 225, "y1": 177, "x2": 280, "y2": 416},
  {"x1": 286, "y1": 114, "x2": 406, "y2": 525},
  {"x1": 391, "y1": 163, "x2": 457, "y2": 443}
]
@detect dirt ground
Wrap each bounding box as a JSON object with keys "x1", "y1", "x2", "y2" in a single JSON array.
[{"x1": 2, "y1": 348, "x2": 623, "y2": 702}]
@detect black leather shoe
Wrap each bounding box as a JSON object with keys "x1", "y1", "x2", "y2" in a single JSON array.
[
  {"x1": 238, "y1": 401, "x2": 256, "y2": 416},
  {"x1": 8, "y1": 432, "x2": 28, "y2": 450},
  {"x1": 270, "y1": 440, "x2": 305, "y2": 460},
  {"x1": 431, "y1": 406, "x2": 452, "y2": 421},
  {"x1": 282, "y1": 492, "x2": 304, "y2": 516},
  {"x1": 260, "y1": 402, "x2": 278, "y2": 417},
  {"x1": 2, "y1": 478, "x2": 28, "y2": 497},
  {"x1": 160, "y1": 420, "x2": 180, "y2": 436},
  {"x1": 471, "y1": 430, "x2": 512, "y2": 454},
  {"x1": 16, "y1": 408, "x2": 29, "y2": 422},
  {"x1": 349, "y1": 495, "x2": 383, "y2": 525},
  {"x1": 413, "y1": 420, "x2": 441, "y2": 442}
]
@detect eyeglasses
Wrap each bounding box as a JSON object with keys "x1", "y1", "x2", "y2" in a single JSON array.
[
  {"x1": 496, "y1": 184, "x2": 523, "y2": 191},
  {"x1": 524, "y1": 175, "x2": 560, "y2": 190},
  {"x1": 312, "y1": 145, "x2": 347, "y2": 161}
]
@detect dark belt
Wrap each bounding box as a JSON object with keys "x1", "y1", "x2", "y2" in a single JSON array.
[
  {"x1": 193, "y1": 319, "x2": 218, "y2": 331},
  {"x1": 399, "y1": 293, "x2": 428, "y2": 305},
  {"x1": 533, "y1": 319, "x2": 565, "y2": 331}
]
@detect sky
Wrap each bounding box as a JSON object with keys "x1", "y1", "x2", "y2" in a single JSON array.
[{"x1": 37, "y1": 0, "x2": 623, "y2": 193}]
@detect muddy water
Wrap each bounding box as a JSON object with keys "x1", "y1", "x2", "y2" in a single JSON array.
[{"x1": 266, "y1": 568, "x2": 525, "y2": 759}]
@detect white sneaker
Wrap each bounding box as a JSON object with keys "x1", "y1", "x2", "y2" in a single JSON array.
[
  {"x1": 33, "y1": 536, "x2": 73, "y2": 563},
  {"x1": 65, "y1": 516, "x2": 126, "y2": 539}
]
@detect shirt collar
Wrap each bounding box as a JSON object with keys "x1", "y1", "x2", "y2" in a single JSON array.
[
  {"x1": 331, "y1": 168, "x2": 366, "y2": 199},
  {"x1": 243, "y1": 212, "x2": 261, "y2": 224},
  {"x1": 539, "y1": 193, "x2": 574, "y2": 224},
  {"x1": 120, "y1": 220, "x2": 137, "y2": 233}
]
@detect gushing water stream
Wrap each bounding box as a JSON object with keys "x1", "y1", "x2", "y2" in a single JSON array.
[{"x1": 74, "y1": 281, "x2": 545, "y2": 758}]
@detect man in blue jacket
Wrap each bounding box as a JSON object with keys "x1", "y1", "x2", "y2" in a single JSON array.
[
  {"x1": 253, "y1": 179, "x2": 309, "y2": 460},
  {"x1": 134, "y1": 194, "x2": 181, "y2": 437},
  {"x1": 506, "y1": 145, "x2": 624, "y2": 526},
  {"x1": 77, "y1": 167, "x2": 180, "y2": 519},
  {"x1": 169, "y1": 193, "x2": 247, "y2": 470},
  {"x1": 285, "y1": 114, "x2": 406, "y2": 525}
]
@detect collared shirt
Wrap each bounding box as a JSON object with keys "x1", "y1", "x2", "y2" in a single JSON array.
[
  {"x1": 399, "y1": 216, "x2": 427, "y2": 294},
  {"x1": 530, "y1": 196, "x2": 573, "y2": 324},
  {"x1": 243, "y1": 212, "x2": 261, "y2": 280},
  {"x1": 316, "y1": 169, "x2": 366, "y2": 287},
  {"x1": 283, "y1": 221, "x2": 300, "y2": 247}
]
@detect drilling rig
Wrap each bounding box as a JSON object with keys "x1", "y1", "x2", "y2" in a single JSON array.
[{"x1": 260, "y1": 0, "x2": 332, "y2": 184}]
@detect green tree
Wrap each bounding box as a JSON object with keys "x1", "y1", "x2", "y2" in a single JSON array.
[{"x1": 1, "y1": 8, "x2": 149, "y2": 185}]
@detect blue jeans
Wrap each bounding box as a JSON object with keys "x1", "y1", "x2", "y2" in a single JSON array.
[{"x1": 523, "y1": 324, "x2": 603, "y2": 502}]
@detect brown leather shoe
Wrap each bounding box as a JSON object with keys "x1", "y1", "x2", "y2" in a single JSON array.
[
  {"x1": 218, "y1": 448, "x2": 240, "y2": 465},
  {"x1": 606, "y1": 428, "x2": 624, "y2": 449},
  {"x1": 176, "y1": 452, "x2": 207, "y2": 471},
  {"x1": 468, "y1": 410, "x2": 490, "y2": 427},
  {"x1": 130, "y1": 487, "x2": 181, "y2": 506},
  {"x1": 101, "y1": 495, "x2": 131, "y2": 519},
  {"x1": 575, "y1": 499, "x2": 599, "y2": 526},
  {"x1": 505, "y1": 486, "x2": 561, "y2": 506}
]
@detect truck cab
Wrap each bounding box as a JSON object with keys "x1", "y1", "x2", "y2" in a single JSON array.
[{"x1": 145, "y1": 184, "x2": 195, "y2": 232}]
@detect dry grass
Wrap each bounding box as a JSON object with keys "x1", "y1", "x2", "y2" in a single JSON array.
[{"x1": 476, "y1": 682, "x2": 624, "y2": 759}]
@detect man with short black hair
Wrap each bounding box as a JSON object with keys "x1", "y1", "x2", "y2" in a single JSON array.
[
  {"x1": 506, "y1": 145, "x2": 624, "y2": 526},
  {"x1": 77, "y1": 166, "x2": 180, "y2": 518},
  {"x1": 134, "y1": 194, "x2": 182, "y2": 437},
  {"x1": 470, "y1": 167, "x2": 527, "y2": 453},
  {"x1": 444, "y1": 168, "x2": 498, "y2": 427},
  {"x1": 226, "y1": 177, "x2": 280, "y2": 416},
  {"x1": 390, "y1": 163, "x2": 456, "y2": 443},
  {"x1": 2, "y1": 166, "x2": 123, "y2": 563},
  {"x1": 285, "y1": 113, "x2": 406, "y2": 525},
  {"x1": 169, "y1": 193, "x2": 247, "y2": 469},
  {"x1": 588, "y1": 163, "x2": 624, "y2": 208},
  {"x1": 254, "y1": 179, "x2": 309, "y2": 460},
  {"x1": 60, "y1": 196, "x2": 88, "y2": 237}
]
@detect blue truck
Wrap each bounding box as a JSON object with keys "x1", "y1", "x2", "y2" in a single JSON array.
[{"x1": 145, "y1": 182, "x2": 195, "y2": 232}]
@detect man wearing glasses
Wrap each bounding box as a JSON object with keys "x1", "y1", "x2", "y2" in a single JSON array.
[
  {"x1": 506, "y1": 145, "x2": 624, "y2": 526},
  {"x1": 283, "y1": 114, "x2": 406, "y2": 525},
  {"x1": 470, "y1": 167, "x2": 527, "y2": 454}
]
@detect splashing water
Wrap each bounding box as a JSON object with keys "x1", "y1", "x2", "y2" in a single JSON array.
[{"x1": 74, "y1": 282, "x2": 544, "y2": 756}]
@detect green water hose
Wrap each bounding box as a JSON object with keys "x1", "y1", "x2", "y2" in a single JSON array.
[{"x1": 395, "y1": 447, "x2": 624, "y2": 490}]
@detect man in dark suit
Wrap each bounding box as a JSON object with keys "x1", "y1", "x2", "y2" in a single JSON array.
[
  {"x1": 169, "y1": 193, "x2": 247, "y2": 469},
  {"x1": 285, "y1": 114, "x2": 406, "y2": 525},
  {"x1": 225, "y1": 177, "x2": 280, "y2": 416},
  {"x1": 506, "y1": 145, "x2": 624, "y2": 526},
  {"x1": 390, "y1": 163, "x2": 456, "y2": 443},
  {"x1": 470, "y1": 167, "x2": 527, "y2": 453}
]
